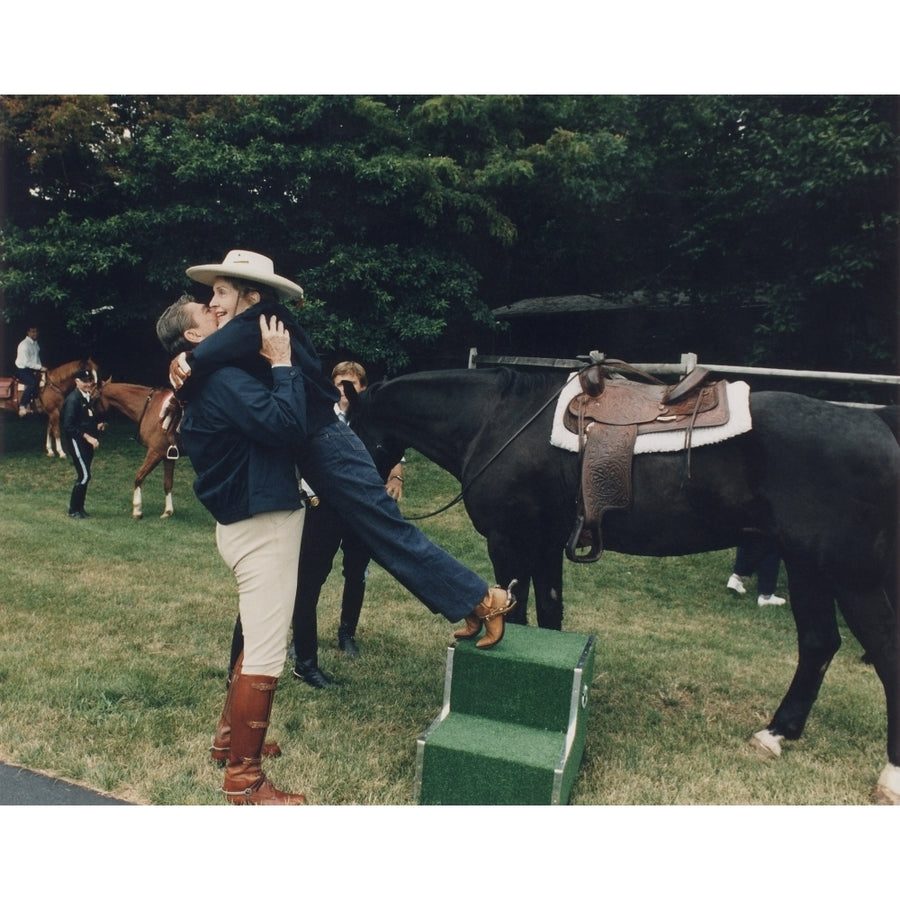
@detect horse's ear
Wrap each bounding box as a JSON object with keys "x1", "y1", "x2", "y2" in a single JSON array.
[{"x1": 343, "y1": 380, "x2": 360, "y2": 407}]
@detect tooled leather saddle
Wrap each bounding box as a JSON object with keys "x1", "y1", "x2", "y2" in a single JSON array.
[{"x1": 563, "y1": 357, "x2": 730, "y2": 563}]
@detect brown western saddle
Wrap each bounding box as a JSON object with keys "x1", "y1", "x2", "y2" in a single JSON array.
[
  {"x1": 0, "y1": 376, "x2": 22, "y2": 409},
  {"x1": 563, "y1": 356, "x2": 730, "y2": 563}
]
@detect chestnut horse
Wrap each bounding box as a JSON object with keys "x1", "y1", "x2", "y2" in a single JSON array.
[
  {"x1": 93, "y1": 379, "x2": 180, "y2": 519},
  {"x1": 34, "y1": 358, "x2": 99, "y2": 458}
]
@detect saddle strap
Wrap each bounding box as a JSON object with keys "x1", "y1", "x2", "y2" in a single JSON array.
[{"x1": 566, "y1": 422, "x2": 637, "y2": 563}]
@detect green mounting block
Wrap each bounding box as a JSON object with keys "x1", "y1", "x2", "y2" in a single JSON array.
[{"x1": 415, "y1": 624, "x2": 596, "y2": 805}]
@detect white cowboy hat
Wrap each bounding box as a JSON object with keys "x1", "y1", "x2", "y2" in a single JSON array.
[{"x1": 186, "y1": 249, "x2": 304, "y2": 301}]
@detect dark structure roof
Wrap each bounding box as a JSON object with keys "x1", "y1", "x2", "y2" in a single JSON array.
[{"x1": 492, "y1": 291, "x2": 695, "y2": 319}]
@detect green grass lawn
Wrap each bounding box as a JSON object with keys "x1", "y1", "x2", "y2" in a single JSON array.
[{"x1": 0, "y1": 413, "x2": 888, "y2": 806}]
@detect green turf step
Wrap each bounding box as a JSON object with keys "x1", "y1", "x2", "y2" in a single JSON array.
[{"x1": 414, "y1": 624, "x2": 595, "y2": 805}]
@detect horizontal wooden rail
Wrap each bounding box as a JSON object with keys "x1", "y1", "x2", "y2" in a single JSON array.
[
  {"x1": 468, "y1": 349, "x2": 898, "y2": 408},
  {"x1": 469, "y1": 349, "x2": 900, "y2": 385}
]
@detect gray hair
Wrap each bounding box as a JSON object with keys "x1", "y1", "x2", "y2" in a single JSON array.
[{"x1": 156, "y1": 294, "x2": 200, "y2": 355}]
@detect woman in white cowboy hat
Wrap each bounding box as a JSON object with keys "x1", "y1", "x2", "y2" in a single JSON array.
[{"x1": 162, "y1": 250, "x2": 515, "y2": 803}]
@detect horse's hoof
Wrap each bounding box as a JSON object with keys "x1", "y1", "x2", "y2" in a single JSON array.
[
  {"x1": 160, "y1": 511, "x2": 173, "y2": 519},
  {"x1": 874, "y1": 763, "x2": 900, "y2": 805},
  {"x1": 749, "y1": 728, "x2": 783, "y2": 758},
  {"x1": 132, "y1": 512, "x2": 143, "y2": 520}
]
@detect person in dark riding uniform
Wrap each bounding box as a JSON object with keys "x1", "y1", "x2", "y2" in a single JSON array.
[{"x1": 61, "y1": 368, "x2": 104, "y2": 518}]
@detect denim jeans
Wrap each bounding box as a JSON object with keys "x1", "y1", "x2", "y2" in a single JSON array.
[{"x1": 299, "y1": 419, "x2": 488, "y2": 622}]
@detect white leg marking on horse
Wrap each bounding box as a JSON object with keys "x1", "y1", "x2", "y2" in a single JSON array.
[
  {"x1": 132, "y1": 487, "x2": 143, "y2": 519},
  {"x1": 749, "y1": 728, "x2": 783, "y2": 758},
  {"x1": 874, "y1": 763, "x2": 900, "y2": 805},
  {"x1": 161, "y1": 492, "x2": 174, "y2": 518}
]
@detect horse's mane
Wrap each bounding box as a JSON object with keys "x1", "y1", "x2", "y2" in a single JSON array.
[
  {"x1": 368, "y1": 366, "x2": 566, "y2": 399},
  {"x1": 47, "y1": 358, "x2": 97, "y2": 379}
]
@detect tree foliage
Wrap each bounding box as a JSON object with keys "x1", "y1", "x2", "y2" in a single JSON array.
[{"x1": 1, "y1": 94, "x2": 896, "y2": 379}]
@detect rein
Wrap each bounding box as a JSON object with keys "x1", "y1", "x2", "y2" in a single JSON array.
[{"x1": 401, "y1": 373, "x2": 578, "y2": 522}]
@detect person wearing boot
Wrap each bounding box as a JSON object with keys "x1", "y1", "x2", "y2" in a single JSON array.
[
  {"x1": 166, "y1": 250, "x2": 516, "y2": 660},
  {"x1": 291, "y1": 361, "x2": 404, "y2": 688},
  {"x1": 61, "y1": 367, "x2": 103, "y2": 518},
  {"x1": 156, "y1": 298, "x2": 309, "y2": 805}
]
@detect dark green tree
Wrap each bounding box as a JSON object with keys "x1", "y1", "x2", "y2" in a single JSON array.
[{"x1": 2, "y1": 95, "x2": 896, "y2": 380}]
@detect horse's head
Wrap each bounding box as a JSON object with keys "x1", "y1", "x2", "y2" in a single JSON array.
[
  {"x1": 92, "y1": 376, "x2": 113, "y2": 413},
  {"x1": 345, "y1": 379, "x2": 407, "y2": 479}
]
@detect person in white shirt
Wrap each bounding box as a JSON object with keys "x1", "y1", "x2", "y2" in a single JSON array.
[{"x1": 14, "y1": 325, "x2": 45, "y2": 415}]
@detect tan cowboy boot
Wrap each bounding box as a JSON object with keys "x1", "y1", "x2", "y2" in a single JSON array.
[
  {"x1": 221, "y1": 674, "x2": 306, "y2": 806},
  {"x1": 209, "y1": 652, "x2": 281, "y2": 765},
  {"x1": 453, "y1": 580, "x2": 517, "y2": 649}
]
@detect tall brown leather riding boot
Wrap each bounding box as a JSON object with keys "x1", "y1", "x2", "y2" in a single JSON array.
[
  {"x1": 210, "y1": 652, "x2": 281, "y2": 766},
  {"x1": 221, "y1": 674, "x2": 306, "y2": 806},
  {"x1": 453, "y1": 580, "x2": 518, "y2": 649}
]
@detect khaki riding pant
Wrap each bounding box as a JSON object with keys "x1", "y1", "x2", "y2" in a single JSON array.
[{"x1": 216, "y1": 507, "x2": 305, "y2": 677}]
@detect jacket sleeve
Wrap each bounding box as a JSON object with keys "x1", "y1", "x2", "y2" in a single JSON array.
[
  {"x1": 186, "y1": 313, "x2": 261, "y2": 378},
  {"x1": 61, "y1": 393, "x2": 81, "y2": 440},
  {"x1": 203, "y1": 366, "x2": 309, "y2": 446}
]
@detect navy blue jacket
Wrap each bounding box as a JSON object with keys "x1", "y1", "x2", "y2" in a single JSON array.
[
  {"x1": 184, "y1": 301, "x2": 340, "y2": 439},
  {"x1": 181, "y1": 364, "x2": 308, "y2": 525},
  {"x1": 61, "y1": 388, "x2": 100, "y2": 447}
]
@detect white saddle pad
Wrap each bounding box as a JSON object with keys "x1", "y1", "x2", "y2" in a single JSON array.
[{"x1": 550, "y1": 374, "x2": 752, "y2": 454}]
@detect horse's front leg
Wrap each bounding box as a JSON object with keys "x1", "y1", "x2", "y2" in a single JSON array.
[
  {"x1": 132, "y1": 486, "x2": 143, "y2": 519},
  {"x1": 46, "y1": 421, "x2": 65, "y2": 457},
  {"x1": 133, "y1": 450, "x2": 162, "y2": 520},
  {"x1": 485, "y1": 532, "x2": 532, "y2": 626},
  {"x1": 532, "y1": 544, "x2": 564, "y2": 630},
  {"x1": 750, "y1": 563, "x2": 840, "y2": 758}
]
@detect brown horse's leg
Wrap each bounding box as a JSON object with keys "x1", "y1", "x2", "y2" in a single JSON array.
[
  {"x1": 133, "y1": 447, "x2": 175, "y2": 519},
  {"x1": 43, "y1": 404, "x2": 66, "y2": 457},
  {"x1": 161, "y1": 458, "x2": 175, "y2": 518},
  {"x1": 133, "y1": 450, "x2": 162, "y2": 519}
]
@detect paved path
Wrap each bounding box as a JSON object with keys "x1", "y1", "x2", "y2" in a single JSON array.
[{"x1": 0, "y1": 761, "x2": 131, "y2": 805}]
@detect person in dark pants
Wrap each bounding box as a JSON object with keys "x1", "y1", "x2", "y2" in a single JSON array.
[
  {"x1": 292, "y1": 361, "x2": 405, "y2": 688},
  {"x1": 14, "y1": 325, "x2": 45, "y2": 416},
  {"x1": 726, "y1": 537, "x2": 786, "y2": 606},
  {"x1": 61, "y1": 368, "x2": 103, "y2": 518}
]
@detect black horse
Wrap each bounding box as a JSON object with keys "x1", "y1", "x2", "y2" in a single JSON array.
[{"x1": 348, "y1": 366, "x2": 900, "y2": 803}]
